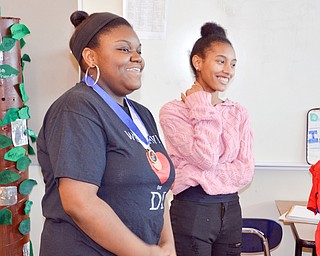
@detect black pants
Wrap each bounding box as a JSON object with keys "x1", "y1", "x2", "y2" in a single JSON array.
[{"x1": 170, "y1": 198, "x2": 242, "y2": 256}]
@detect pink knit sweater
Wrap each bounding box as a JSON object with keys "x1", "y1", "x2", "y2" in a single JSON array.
[{"x1": 159, "y1": 91, "x2": 254, "y2": 195}]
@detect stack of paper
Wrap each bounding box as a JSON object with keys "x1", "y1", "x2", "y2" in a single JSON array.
[{"x1": 280, "y1": 205, "x2": 320, "y2": 224}]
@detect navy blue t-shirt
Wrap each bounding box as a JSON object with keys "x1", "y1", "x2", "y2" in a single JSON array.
[{"x1": 37, "y1": 82, "x2": 175, "y2": 256}]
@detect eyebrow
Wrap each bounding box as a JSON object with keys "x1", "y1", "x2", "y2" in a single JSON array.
[
  {"x1": 216, "y1": 54, "x2": 237, "y2": 62},
  {"x1": 115, "y1": 39, "x2": 142, "y2": 47}
]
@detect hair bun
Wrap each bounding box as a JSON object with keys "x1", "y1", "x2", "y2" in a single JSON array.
[
  {"x1": 70, "y1": 11, "x2": 89, "y2": 28},
  {"x1": 200, "y1": 22, "x2": 227, "y2": 38}
]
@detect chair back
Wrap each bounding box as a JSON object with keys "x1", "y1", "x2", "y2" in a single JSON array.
[{"x1": 242, "y1": 218, "x2": 283, "y2": 254}]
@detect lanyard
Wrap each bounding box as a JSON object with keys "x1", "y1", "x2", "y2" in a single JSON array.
[{"x1": 82, "y1": 77, "x2": 150, "y2": 149}]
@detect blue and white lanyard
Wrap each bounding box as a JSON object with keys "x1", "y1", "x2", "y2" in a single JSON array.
[{"x1": 82, "y1": 76, "x2": 150, "y2": 150}]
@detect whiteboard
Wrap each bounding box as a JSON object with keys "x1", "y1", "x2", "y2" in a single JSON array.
[{"x1": 82, "y1": 0, "x2": 320, "y2": 166}]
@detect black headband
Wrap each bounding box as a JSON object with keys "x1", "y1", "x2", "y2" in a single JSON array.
[{"x1": 70, "y1": 12, "x2": 122, "y2": 63}]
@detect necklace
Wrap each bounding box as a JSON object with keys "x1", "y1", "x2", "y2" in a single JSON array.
[{"x1": 83, "y1": 76, "x2": 162, "y2": 170}]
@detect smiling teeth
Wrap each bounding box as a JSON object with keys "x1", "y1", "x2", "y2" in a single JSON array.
[
  {"x1": 218, "y1": 77, "x2": 228, "y2": 83},
  {"x1": 127, "y1": 68, "x2": 141, "y2": 72}
]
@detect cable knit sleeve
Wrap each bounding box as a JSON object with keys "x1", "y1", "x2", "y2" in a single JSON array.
[
  {"x1": 160, "y1": 91, "x2": 223, "y2": 170},
  {"x1": 159, "y1": 91, "x2": 254, "y2": 195},
  {"x1": 200, "y1": 110, "x2": 254, "y2": 195}
]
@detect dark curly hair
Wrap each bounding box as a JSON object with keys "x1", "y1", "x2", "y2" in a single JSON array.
[{"x1": 190, "y1": 22, "x2": 233, "y2": 76}]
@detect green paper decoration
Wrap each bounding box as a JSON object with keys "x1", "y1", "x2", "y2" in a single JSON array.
[
  {"x1": 0, "y1": 208, "x2": 12, "y2": 225},
  {"x1": 0, "y1": 18, "x2": 35, "y2": 252},
  {"x1": 0, "y1": 170, "x2": 20, "y2": 184},
  {"x1": 20, "y1": 38, "x2": 26, "y2": 49},
  {"x1": 16, "y1": 155, "x2": 31, "y2": 171},
  {"x1": 18, "y1": 217, "x2": 30, "y2": 235},
  {"x1": 10, "y1": 24, "x2": 30, "y2": 40},
  {"x1": 30, "y1": 240, "x2": 34, "y2": 256},
  {"x1": 18, "y1": 105, "x2": 30, "y2": 120},
  {"x1": 19, "y1": 179, "x2": 37, "y2": 195},
  {"x1": 0, "y1": 64, "x2": 19, "y2": 79},
  {"x1": 19, "y1": 83, "x2": 29, "y2": 102},
  {"x1": 0, "y1": 36, "x2": 16, "y2": 52},
  {"x1": 0, "y1": 106, "x2": 32, "y2": 126},
  {"x1": 25, "y1": 128, "x2": 37, "y2": 142},
  {"x1": 21, "y1": 54, "x2": 31, "y2": 62},
  {"x1": 0, "y1": 108, "x2": 19, "y2": 126},
  {"x1": 21, "y1": 54, "x2": 31, "y2": 72},
  {"x1": 28, "y1": 143, "x2": 35, "y2": 155},
  {"x1": 0, "y1": 133, "x2": 13, "y2": 148},
  {"x1": 4, "y1": 146, "x2": 26, "y2": 162},
  {"x1": 24, "y1": 200, "x2": 33, "y2": 215}
]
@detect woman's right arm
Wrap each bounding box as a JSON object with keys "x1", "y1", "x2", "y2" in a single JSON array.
[
  {"x1": 160, "y1": 91, "x2": 223, "y2": 171},
  {"x1": 59, "y1": 178, "x2": 170, "y2": 256}
]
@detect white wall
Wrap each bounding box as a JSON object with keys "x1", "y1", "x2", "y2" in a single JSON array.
[{"x1": 0, "y1": 0, "x2": 316, "y2": 255}]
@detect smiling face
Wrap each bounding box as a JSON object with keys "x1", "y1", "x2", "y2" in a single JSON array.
[
  {"x1": 195, "y1": 42, "x2": 236, "y2": 93},
  {"x1": 85, "y1": 25, "x2": 145, "y2": 103}
]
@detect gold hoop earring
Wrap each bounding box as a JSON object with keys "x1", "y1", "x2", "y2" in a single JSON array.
[{"x1": 85, "y1": 64, "x2": 100, "y2": 86}]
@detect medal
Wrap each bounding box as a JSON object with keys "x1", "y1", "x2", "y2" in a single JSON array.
[
  {"x1": 83, "y1": 76, "x2": 164, "y2": 171},
  {"x1": 146, "y1": 150, "x2": 170, "y2": 184},
  {"x1": 147, "y1": 146, "x2": 162, "y2": 170}
]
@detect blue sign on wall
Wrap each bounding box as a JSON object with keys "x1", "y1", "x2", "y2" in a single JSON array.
[{"x1": 307, "y1": 108, "x2": 320, "y2": 164}]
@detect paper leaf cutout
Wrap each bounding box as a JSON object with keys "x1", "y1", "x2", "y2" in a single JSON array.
[
  {"x1": 0, "y1": 134, "x2": 13, "y2": 148},
  {"x1": 20, "y1": 38, "x2": 26, "y2": 49},
  {"x1": 16, "y1": 156, "x2": 31, "y2": 171},
  {"x1": 21, "y1": 54, "x2": 31, "y2": 62},
  {"x1": 25, "y1": 128, "x2": 37, "y2": 142},
  {"x1": 24, "y1": 200, "x2": 33, "y2": 215},
  {"x1": 18, "y1": 106, "x2": 30, "y2": 120},
  {"x1": 18, "y1": 217, "x2": 30, "y2": 235},
  {"x1": 21, "y1": 54, "x2": 31, "y2": 72},
  {"x1": 0, "y1": 36, "x2": 15, "y2": 52},
  {"x1": 4, "y1": 146, "x2": 26, "y2": 162},
  {"x1": 0, "y1": 170, "x2": 20, "y2": 184},
  {"x1": 19, "y1": 83, "x2": 29, "y2": 102},
  {"x1": 28, "y1": 143, "x2": 35, "y2": 155},
  {"x1": 10, "y1": 24, "x2": 30, "y2": 40},
  {"x1": 0, "y1": 64, "x2": 19, "y2": 79},
  {"x1": 0, "y1": 208, "x2": 12, "y2": 225},
  {"x1": 19, "y1": 179, "x2": 37, "y2": 195},
  {"x1": 30, "y1": 240, "x2": 34, "y2": 256},
  {"x1": 0, "y1": 108, "x2": 19, "y2": 126}
]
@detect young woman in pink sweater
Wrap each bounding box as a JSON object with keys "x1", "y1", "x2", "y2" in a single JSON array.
[{"x1": 159, "y1": 22, "x2": 255, "y2": 256}]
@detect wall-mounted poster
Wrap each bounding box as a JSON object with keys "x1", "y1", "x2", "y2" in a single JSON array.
[
  {"x1": 123, "y1": 0, "x2": 167, "y2": 40},
  {"x1": 307, "y1": 108, "x2": 320, "y2": 165}
]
